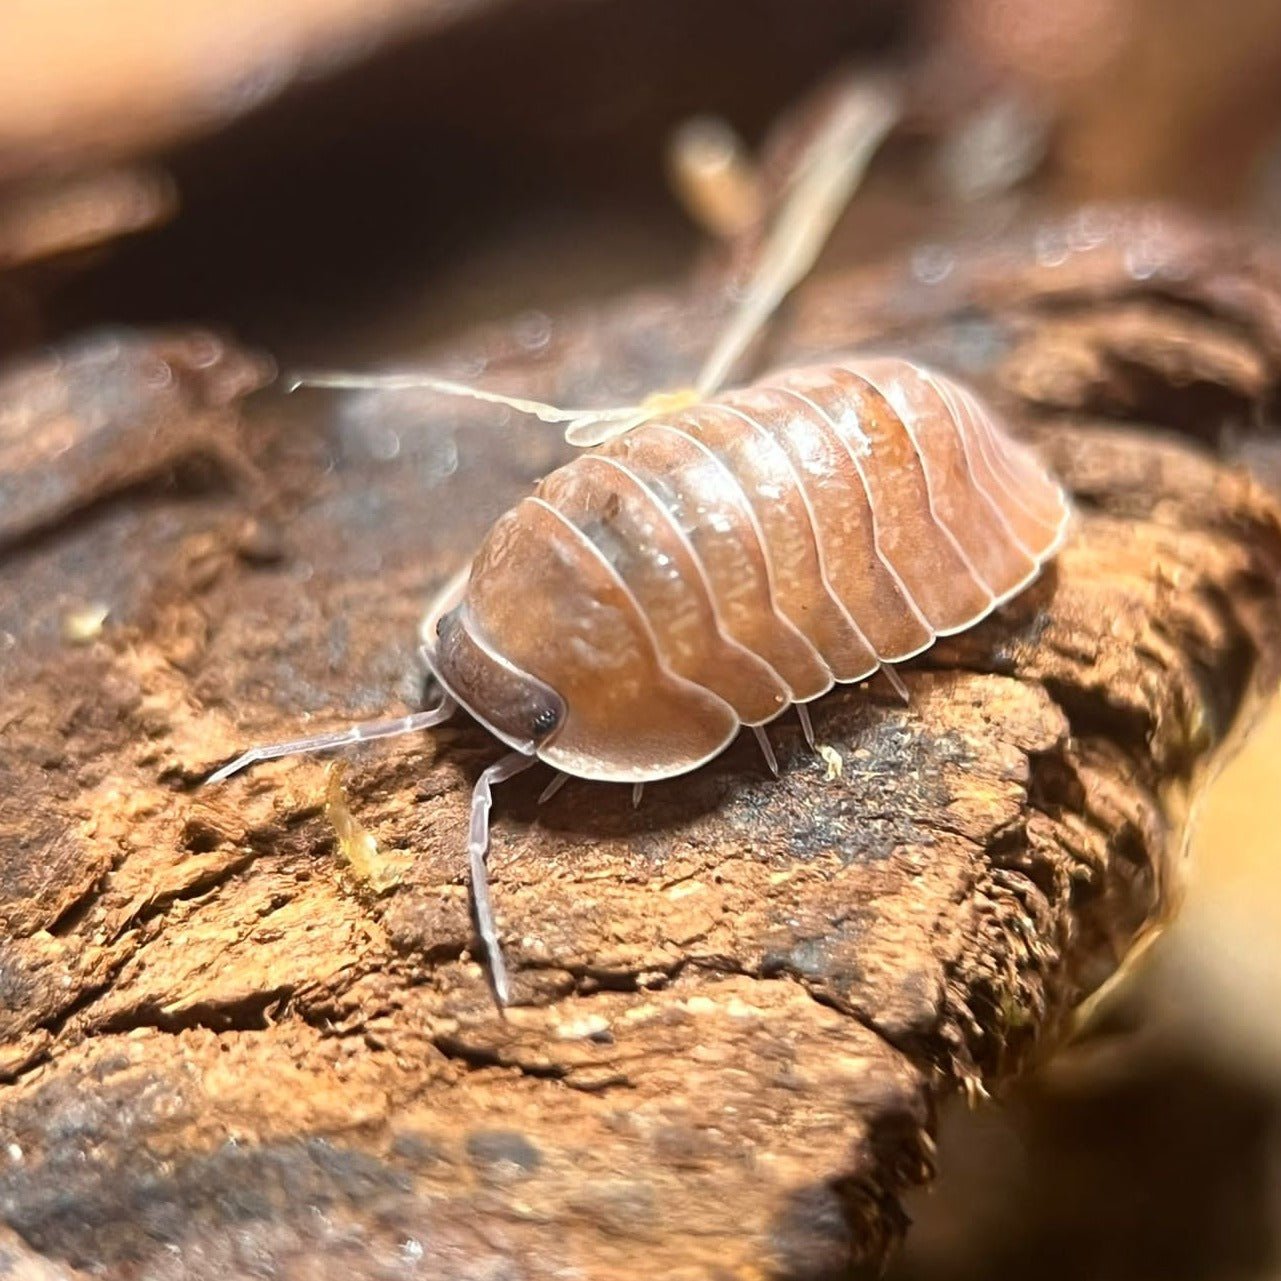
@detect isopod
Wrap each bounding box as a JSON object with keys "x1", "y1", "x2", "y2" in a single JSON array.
[{"x1": 207, "y1": 77, "x2": 1071, "y2": 1004}]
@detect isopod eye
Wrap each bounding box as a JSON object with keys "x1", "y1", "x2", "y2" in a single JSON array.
[
  {"x1": 429, "y1": 605, "x2": 567, "y2": 751},
  {"x1": 532, "y1": 707, "x2": 560, "y2": 736}
]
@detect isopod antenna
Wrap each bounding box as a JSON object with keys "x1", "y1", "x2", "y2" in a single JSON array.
[
  {"x1": 283, "y1": 72, "x2": 902, "y2": 449},
  {"x1": 691, "y1": 75, "x2": 900, "y2": 399}
]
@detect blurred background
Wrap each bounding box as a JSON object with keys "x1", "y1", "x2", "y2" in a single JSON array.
[{"x1": 3, "y1": 1, "x2": 1281, "y2": 1277}]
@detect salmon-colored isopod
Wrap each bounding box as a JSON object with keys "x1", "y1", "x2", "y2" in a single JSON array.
[
  {"x1": 210, "y1": 355, "x2": 1068, "y2": 1001},
  {"x1": 207, "y1": 77, "x2": 1069, "y2": 1003}
]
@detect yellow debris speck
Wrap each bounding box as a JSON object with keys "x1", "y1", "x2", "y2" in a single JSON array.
[
  {"x1": 640, "y1": 386, "x2": 703, "y2": 414},
  {"x1": 63, "y1": 604, "x2": 109, "y2": 644},
  {"x1": 818, "y1": 744, "x2": 843, "y2": 781},
  {"x1": 325, "y1": 761, "x2": 407, "y2": 894},
  {"x1": 554, "y1": 1014, "x2": 611, "y2": 1041}
]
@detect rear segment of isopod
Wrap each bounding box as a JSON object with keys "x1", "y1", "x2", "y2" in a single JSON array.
[
  {"x1": 703, "y1": 358, "x2": 1069, "y2": 661},
  {"x1": 784, "y1": 367, "x2": 999, "y2": 631},
  {"x1": 722, "y1": 381, "x2": 937, "y2": 662},
  {"x1": 854, "y1": 359, "x2": 1069, "y2": 592}
]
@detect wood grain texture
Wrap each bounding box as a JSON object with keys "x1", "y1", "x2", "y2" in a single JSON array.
[{"x1": 2, "y1": 209, "x2": 1281, "y2": 1279}]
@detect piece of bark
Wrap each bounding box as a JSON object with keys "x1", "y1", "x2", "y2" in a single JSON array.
[
  {"x1": 0, "y1": 169, "x2": 178, "y2": 272},
  {"x1": 2, "y1": 210, "x2": 1280, "y2": 1279},
  {"x1": 0, "y1": 330, "x2": 275, "y2": 553}
]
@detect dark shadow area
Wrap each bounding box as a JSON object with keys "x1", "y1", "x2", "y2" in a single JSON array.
[
  {"x1": 44, "y1": 0, "x2": 913, "y2": 361},
  {"x1": 889, "y1": 1040, "x2": 1281, "y2": 1281}
]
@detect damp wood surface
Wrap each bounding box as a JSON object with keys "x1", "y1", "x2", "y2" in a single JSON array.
[{"x1": 2, "y1": 210, "x2": 1281, "y2": 1280}]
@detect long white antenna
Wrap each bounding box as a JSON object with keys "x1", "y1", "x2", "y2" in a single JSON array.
[
  {"x1": 286, "y1": 74, "x2": 901, "y2": 446},
  {"x1": 693, "y1": 77, "x2": 900, "y2": 397},
  {"x1": 285, "y1": 370, "x2": 648, "y2": 439}
]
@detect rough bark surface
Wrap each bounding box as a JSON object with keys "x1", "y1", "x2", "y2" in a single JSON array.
[{"x1": 2, "y1": 210, "x2": 1281, "y2": 1280}]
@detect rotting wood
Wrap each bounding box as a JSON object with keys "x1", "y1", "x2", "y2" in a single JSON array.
[{"x1": 2, "y1": 210, "x2": 1281, "y2": 1280}]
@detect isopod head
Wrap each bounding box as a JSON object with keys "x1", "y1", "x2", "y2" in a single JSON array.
[{"x1": 424, "y1": 591, "x2": 566, "y2": 757}]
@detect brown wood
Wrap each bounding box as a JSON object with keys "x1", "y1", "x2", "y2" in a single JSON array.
[{"x1": 2, "y1": 210, "x2": 1281, "y2": 1279}]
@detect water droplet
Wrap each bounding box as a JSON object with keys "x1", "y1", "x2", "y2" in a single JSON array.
[
  {"x1": 1068, "y1": 206, "x2": 1111, "y2": 252},
  {"x1": 141, "y1": 358, "x2": 173, "y2": 390},
  {"x1": 367, "y1": 423, "x2": 402, "y2": 461},
  {"x1": 422, "y1": 435, "x2": 459, "y2": 486},
  {"x1": 513, "y1": 310, "x2": 552, "y2": 351},
  {"x1": 1033, "y1": 226, "x2": 1070, "y2": 269},
  {"x1": 181, "y1": 333, "x2": 224, "y2": 369},
  {"x1": 911, "y1": 244, "x2": 955, "y2": 286},
  {"x1": 1124, "y1": 240, "x2": 1165, "y2": 281}
]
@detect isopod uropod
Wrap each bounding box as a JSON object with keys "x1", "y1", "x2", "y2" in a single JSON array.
[{"x1": 208, "y1": 79, "x2": 1071, "y2": 1004}]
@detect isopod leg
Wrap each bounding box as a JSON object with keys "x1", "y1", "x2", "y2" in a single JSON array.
[
  {"x1": 880, "y1": 664, "x2": 911, "y2": 704},
  {"x1": 632, "y1": 782, "x2": 645, "y2": 809},
  {"x1": 796, "y1": 704, "x2": 817, "y2": 752},
  {"x1": 468, "y1": 750, "x2": 536, "y2": 1007},
  {"x1": 752, "y1": 725, "x2": 780, "y2": 778},
  {"x1": 205, "y1": 698, "x2": 458, "y2": 784},
  {"x1": 538, "y1": 771, "x2": 569, "y2": 805}
]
